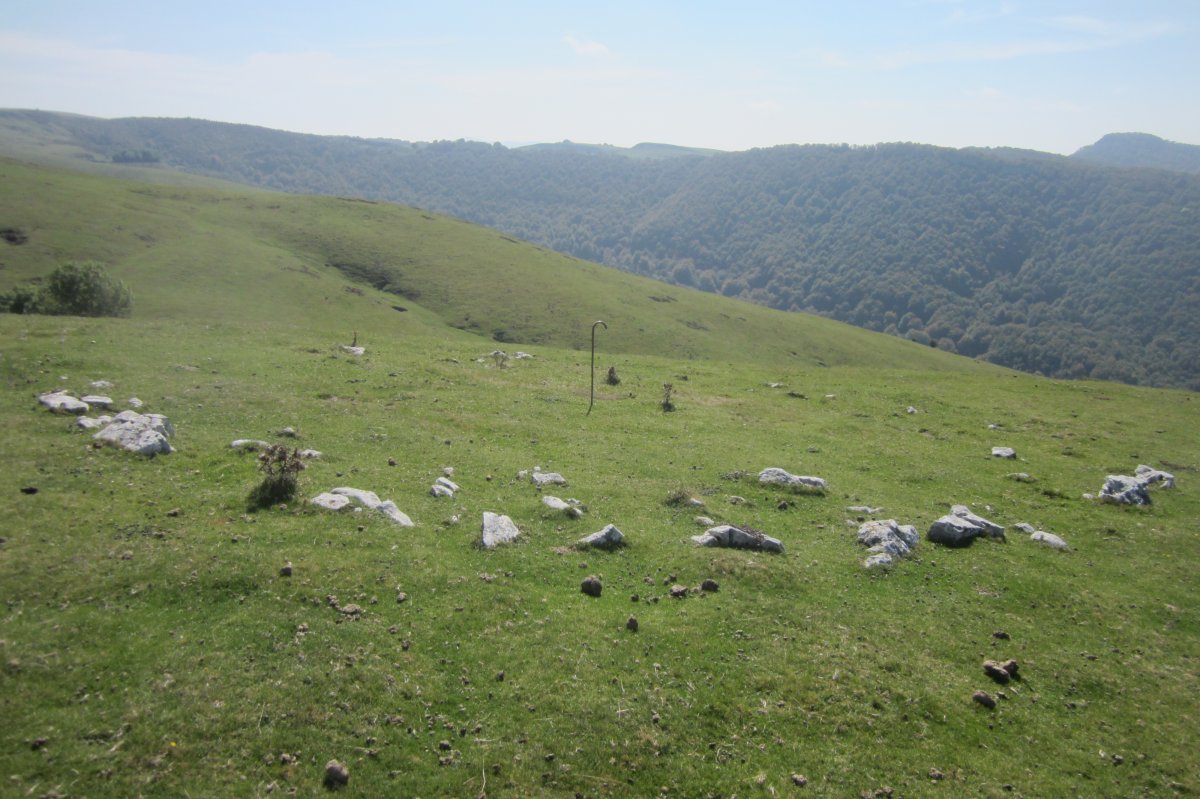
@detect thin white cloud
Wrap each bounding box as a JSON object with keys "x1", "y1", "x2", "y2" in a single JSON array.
[{"x1": 563, "y1": 33, "x2": 611, "y2": 58}]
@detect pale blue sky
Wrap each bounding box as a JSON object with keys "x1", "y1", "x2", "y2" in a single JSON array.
[{"x1": 2, "y1": 1, "x2": 1196, "y2": 153}]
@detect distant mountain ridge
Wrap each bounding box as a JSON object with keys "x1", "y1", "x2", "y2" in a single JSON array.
[
  {"x1": 1071, "y1": 132, "x2": 1200, "y2": 175},
  {"x1": 1, "y1": 109, "x2": 1198, "y2": 390}
]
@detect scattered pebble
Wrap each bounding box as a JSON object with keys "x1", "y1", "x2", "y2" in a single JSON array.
[{"x1": 669, "y1": 584, "x2": 688, "y2": 599}]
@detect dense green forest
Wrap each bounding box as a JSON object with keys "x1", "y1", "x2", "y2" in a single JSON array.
[{"x1": 3, "y1": 110, "x2": 1198, "y2": 389}]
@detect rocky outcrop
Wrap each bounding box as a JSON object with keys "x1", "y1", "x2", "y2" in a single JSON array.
[
  {"x1": 93, "y1": 411, "x2": 174, "y2": 455},
  {"x1": 927, "y1": 505, "x2": 1005, "y2": 547},
  {"x1": 857, "y1": 519, "x2": 919, "y2": 568},
  {"x1": 310, "y1": 487, "x2": 414, "y2": 526},
  {"x1": 692, "y1": 524, "x2": 784, "y2": 553}
]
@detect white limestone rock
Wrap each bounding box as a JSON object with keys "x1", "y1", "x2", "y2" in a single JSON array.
[
  {"x1": 927, "y1": 506, "x2": 1005, "y2": 547},
  {"x1": 1099, "y1": 475, "x2": 1151, "y2": 505},
  {"x1": 340, "y1": 345, "x2": 365, "y2": 356},
  {"x1": 531, "y1": 471, "x2": 568, "y2": 488},
  {"x1": 857, "y1": 519, "x2": 919, "y2": 568},
  {"x1": 93, "y1": 411, "x2": 174, "y2": 455},
  {"x1": 89, "y1": 380, "x2": 114, "y2": 390},
  {"x1": 377, "y1": 500, "x2": 415, "y2": 527},
  {"x1": 542, "y1": 495, "x2": 568, "y2": 510},
  {"x1": 1135, "y1": 464, "x2": 1175, "y2": 489},
  {"x1": 481, "y1": 512, "x2": 520, "y2": 548},
  {"x1": 127, "y1": 397, "x2": 143, "y2": 409},
  {"x1": 1031, "y1": 531, "x2": 1069, "y2": 550},
  {"x1": 577, "y1": 524, "x2": 625, "y2": 550},
  {"x1": 311, "y1": 492, "x2": 353, "y2": 511},
  {"x1": 39, "y1": 391, "x2": 89, "y2": 415},
  {"x1": 430, "y1": 484, "x2": 454, "y2": 498},
  {"x1": 951, "y1": 505, "x2": 1006, "y2": 539},
  {"x1": 231, "y1": 439, "x2": 271, "y2": 451},
  {"x1": 758, "y1": 467, "x2": 827, "y2": 493},
  {"x1": 81, "y1": 395, "x2": 113, "y2": 409},
  {"x1": 692, "y1": 524, "x2": 784, "y2": 554},
  {"x1": 991, "y1": 447, "x2": 1017, "y2": 459},
  {"x1": 331, "y1": 487, "x2": 382, "y2": 509}
]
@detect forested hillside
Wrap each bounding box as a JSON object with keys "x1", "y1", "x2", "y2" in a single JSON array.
[
  {"x1": 1072, "y1": 132, "x2": 1200, "y2": 175},
  {"x1": 3, "y1": 110, "x2": 1198, "y2": 389}
]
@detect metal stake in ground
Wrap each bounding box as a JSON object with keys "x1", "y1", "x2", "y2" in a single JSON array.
[{"x1": 588, "y1": 320, "x2": 607, "y2": 415}]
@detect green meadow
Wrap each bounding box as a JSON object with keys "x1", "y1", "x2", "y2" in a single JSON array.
[{"x1": 1, "y1": 158, "x2": 1198, "y2": 797}]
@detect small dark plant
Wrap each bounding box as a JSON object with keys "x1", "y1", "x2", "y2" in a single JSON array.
[
  {"x1": 663, "y1": 486, "x2": 693, "y2": 507},
  {"x1": 249, "y1": 445, "x2": 306, "y2": 508},
  {"x1": 661, "y1": 383, "x2": 675, "y2": 412},
  {"x1": 606, "y1": 366, "x2": 621, "y2": 386}
]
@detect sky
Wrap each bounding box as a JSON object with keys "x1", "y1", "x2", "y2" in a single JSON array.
[{"x1": 1, "y1": 0, "x2": 1197, "y2": 154}]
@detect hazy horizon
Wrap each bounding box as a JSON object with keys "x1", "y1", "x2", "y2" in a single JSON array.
[{"x1": 3, "y1": 1, "x2": 1198, "y2": 155}]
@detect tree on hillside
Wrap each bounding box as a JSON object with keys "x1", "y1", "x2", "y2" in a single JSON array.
[{"x1": 0, "y1": 262, "x2": 133, "y2": 318}]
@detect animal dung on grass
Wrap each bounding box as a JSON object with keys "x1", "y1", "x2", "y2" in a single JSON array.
[
  {"x1": 758, "y1": 467, "x2": 828, "y2": 493},
  {"x1": 481, "y1": 512, "x2": 520, "y2": 548},
  {"x1": 983, "y1": 659, "x2": 1020, "y2": 683},
  {"x1": 691, "y1": 524, "x2": 784, "y2": 554}
]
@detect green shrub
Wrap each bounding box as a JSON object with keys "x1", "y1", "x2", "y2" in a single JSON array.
[
  {"x1": 0, "y1": 285, "x2": 38, "y2": 314},
  {"x1": 37, "y1": 261, "x2": 132, "y2": 317}
]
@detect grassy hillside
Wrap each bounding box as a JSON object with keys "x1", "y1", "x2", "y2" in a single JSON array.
[
  {"x1": 1, "y1": 159, "x2": 1198, "y2": 798},
  {"x1": 0, "y1": 157, "x2": 980, "y2": 373},
  {"x1": 5, "y1": 110, "x2": 1199, "y2": 390}
]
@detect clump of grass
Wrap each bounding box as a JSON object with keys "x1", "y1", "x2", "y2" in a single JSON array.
[
  {"x1": 663, "y1": 486, "x2": 694, "y2": 507},
  {"x1": 248, "y1": 444, "x2": 306, "y2": 508}
]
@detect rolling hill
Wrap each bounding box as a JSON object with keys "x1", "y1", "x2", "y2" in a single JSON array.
[
  {"x1": 1, "y1": 157, "x2": 1198, "y2": 797},
  {"x1": 3, "y1": 110, "x2": 1198, "y2": 390}
]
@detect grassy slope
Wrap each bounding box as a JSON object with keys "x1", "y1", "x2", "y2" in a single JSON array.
[{"x1": 1, "y1": 159, "x2": 1198, "y2": 798}]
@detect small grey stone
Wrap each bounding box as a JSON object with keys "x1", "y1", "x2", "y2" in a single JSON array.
[
  {"x1": 1031, "y1": 530, "x2": 1068, "y2": 550},
  {"x1": 581, "y1": 575, "x2": 602, "y2": 597}
]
